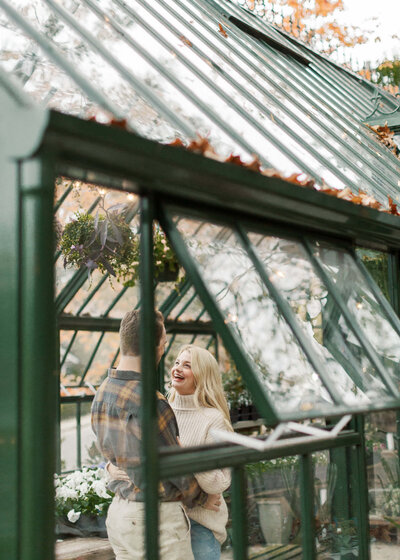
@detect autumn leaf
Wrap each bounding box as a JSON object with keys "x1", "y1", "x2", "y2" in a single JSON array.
[
  {"x1": 110, "y1": 118, "x2": 129, "y2": 129},
  {"x1": 225, "y1": 154, "x2": 245, "y2": 166},
  {"x1": 218, "y1": 23, "x2": 228, "y2": 38},
  {"x1": 180, "y1": 35, "x2": 192, "y2": 48},
  {"x1": 169, "y1": 138, "x2": 186, "y2": 148},
  {"x1": 244, "y1": 156, "x2": 262, "y2": 173},
  {"x1": 388, "y1": 197, "x2": 400, "y2": 215}
]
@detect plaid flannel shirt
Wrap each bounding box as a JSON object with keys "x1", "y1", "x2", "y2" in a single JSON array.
[{"x1": 91, "y1": 368, "x2": 207, "y2": 508}]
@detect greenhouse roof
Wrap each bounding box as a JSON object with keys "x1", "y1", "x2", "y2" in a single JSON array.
[
  {"x1": 2, "y1": 0, "x2": 400, "y2": 426},
  {"x1": 1, "y1": 0, "x2": 400, "y2": 205}
]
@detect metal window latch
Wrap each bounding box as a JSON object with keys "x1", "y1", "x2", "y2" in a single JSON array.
[{"x1": 211, "y1": 414, "x2": 352, "y2": 451}]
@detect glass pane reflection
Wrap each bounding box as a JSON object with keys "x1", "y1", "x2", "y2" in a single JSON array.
[
  {"x1": 175, "y1": 217, "x2": 333, "y2": 414},
  {"x1": 249, "y1": 234, "x2": 392, "y2": 405},
  {"x1": 314, "y1": 244, "x2": 400, "y2": 391}
]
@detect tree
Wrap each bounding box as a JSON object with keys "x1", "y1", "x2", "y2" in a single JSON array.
[{"x1": 242, "y1": 0, "x2": 367, "y2": 56}]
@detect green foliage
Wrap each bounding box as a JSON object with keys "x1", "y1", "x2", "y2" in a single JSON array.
[
  {"x1": 375, "y1": 59, "x2": 400, "y2": 88},
  {"x1": 318, "y1": 519, "x2": 358, "y2": 554},
  {"x1": 60, "y1": 205, "x2": 179, "y2": 286},
  {"x1": 222, "y1": 360, "x2": 252, "y2": 409},
  {"x1": 379, "y1": 455, "x2": 400, "y2": 517}
]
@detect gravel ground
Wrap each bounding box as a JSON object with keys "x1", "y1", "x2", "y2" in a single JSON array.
[{"x1": 221, "y1": 542, "x2": 400, "y2": 559}]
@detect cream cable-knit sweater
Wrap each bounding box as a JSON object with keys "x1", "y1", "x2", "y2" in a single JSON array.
[{"x1": 170, "y1": 393, "x2": 231, "y2": 544}]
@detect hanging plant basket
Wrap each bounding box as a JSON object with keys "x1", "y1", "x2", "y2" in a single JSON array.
[{"x1": 60, "y1": 204, "x2": 179, "y2": 286}]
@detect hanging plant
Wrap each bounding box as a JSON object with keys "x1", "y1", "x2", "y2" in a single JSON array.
[
  {"x1": 60, "y1": 204, "x2": 179, "y2": 286},
  {"x1": 121, "y1": 223, "x2": 179, "y2": 288}
]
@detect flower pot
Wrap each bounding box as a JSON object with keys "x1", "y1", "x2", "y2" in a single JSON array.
[
  {"x1": 156, "y1": 266, "x2": 179, "y2": 283},
  {"x1": 56, "y1": 514, "x2": 107, "y2": 538},
  {"x1": 256, "y1": 498, "x2": 292, "y2": 545},
  {"x1": 230, "y1": 405, "x2": 260, "y2": 423}
]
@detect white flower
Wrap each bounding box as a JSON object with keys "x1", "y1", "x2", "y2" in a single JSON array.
[
  {"x1": 56, "y1": 486, "x2": 79, "y2": 501},
  {"x1": 92, "y1": 480, "x2": 110, "y2": 499},
  {"x1": 67, "y1": 509, "x2": 81, "y2": 523},
  {"x1": 78, "y1": 482, "x2": 89, "y2": 495}
]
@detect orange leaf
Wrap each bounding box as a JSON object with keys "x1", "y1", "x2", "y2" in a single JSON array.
[
  {"x1": 180, "y1": 35, "x2": 192, "y2": 47},
  {"x1": 169, "y1": 138, "x2": 186, "y2": 148},
  {"x1": 244, "y1": 156, "x2": 262, "y2": 173},
  {"x1": 110, "y1": 118, "x2": 129, "y2": 129},
  {"x1": 218, "y1": 23, "x2": 228, "y2": 38},
  {"x1": 388, "y1": 197, "x2": 400, "y2": 215},
  {"x1": 187, "y1": 136, "x2": 216, "y2": 156},
  {"x1": 225, "y1": 154, "x2": 245, "y2": 166}
]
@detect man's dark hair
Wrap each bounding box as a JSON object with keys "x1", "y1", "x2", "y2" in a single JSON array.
[{"x1": 119, "y1": 309, "x2": 164, "y2": 356}]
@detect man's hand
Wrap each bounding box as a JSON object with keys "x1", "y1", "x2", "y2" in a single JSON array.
[
  {"x1": 203, "y1": 493, "x2": 221, "y2": 512},
  {"x1": 106, "y1": 461, "x2": 130, "y2": 482}
]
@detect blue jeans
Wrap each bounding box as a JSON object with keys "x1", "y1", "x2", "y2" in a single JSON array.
[{"x1": 190, "y1": 519, "x2": 221, "y2": 560}]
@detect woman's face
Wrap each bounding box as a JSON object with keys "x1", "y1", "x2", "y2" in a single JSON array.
[{"x1": 171, "y1": 350, "x2": 196, "y2": 395}]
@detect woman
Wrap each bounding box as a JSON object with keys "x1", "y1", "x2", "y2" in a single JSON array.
[
  {"x1": 109, "y1": 344, "x2": 233, "y2": 560},
  {"x1": 169, "y1": 345, "x2": 233, "y2": 560}
]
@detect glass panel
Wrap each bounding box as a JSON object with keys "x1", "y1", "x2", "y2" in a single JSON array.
[
  {"x1": 245, "y1": 456, "x2": 302, "y2": 558},
  {"x1": 314, "y1": 243, "x2": 400, "y2": 390},
  {"x1": 357, "y1": 248, "x2": 390, "y2": 303},
  {"x1": 366, "y1": 412, "x2": 400, "y2": 559},
  {"x1": 60, "y1": 401, "x2": 97, "y2": 472},
  {"x1": 175, "y1": 216, "x2": 334, "y2": 415},
  {"x1": 249, "y1": 234, "x2": 392, "y2": 404},
  {"x1": 84, "y1": 332, "x2": 120, "y2": 386},
  {"x1": 315, "y1": 449, "x2": 359, "y2": 559},
  {"x1": 60, "y1": 331, "x2": 102, "y2": 387}
]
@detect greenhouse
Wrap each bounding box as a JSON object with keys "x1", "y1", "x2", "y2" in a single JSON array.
[{"x1": 1, "y1": 0, "x2": 400, "y2": 559}]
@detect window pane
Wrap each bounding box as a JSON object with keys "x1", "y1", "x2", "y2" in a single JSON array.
[
  {"x1": 175, "y1": 216, "x2": 334, "y2": 414},
  {"x1": 249, "y1": 234, "x2": 392, "y2": 404},
  {"x1": 314, "y1": 244, "x2": 400, "y2": 391}
]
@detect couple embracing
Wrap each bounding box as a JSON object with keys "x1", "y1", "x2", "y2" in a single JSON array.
[{"x1": 91, "y1": 309, "x2": 233, "y2": 559}]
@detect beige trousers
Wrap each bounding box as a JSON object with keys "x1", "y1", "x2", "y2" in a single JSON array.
[{"x1": 106, "y1": 496, "x2": 194, "y2": 560}]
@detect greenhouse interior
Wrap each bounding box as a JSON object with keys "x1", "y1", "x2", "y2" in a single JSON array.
[{"x1": 1, "y1": 0, "x2": 400, "y2": 559}]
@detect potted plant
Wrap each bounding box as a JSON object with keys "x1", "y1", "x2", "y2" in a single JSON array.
[
  {"x1": 222, "y1": 360, "x2": 259, "y2": 423},
  {"x1": 246, "y1": 457, "x2": 300, "y2": 546},
  {"x1": 60, "y1": 203, "x2": 179, "y2": 285},
  {"x1": 317, "y1": 519, "x2": 358, "y2": 559},
  {"x1": 54, "y1": 466, "x2": 113, "y2": 537}
]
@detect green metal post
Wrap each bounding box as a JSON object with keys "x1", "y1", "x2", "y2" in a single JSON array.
[
  {"x1": 330, "y1": 447, "x2": 351, "y2": 523},
  {"x1": 351, "y1": 416, "x2": 370, "y2": 560},
  {"x1": 55, "y1": 332, "x2": 61, "y2": 473},
  {"x1": 231, "y1": 466, "x2": 248, "y2": 560},
  {"x1": 300, "y1": 454, "x2": 316, "y2": 559},
  {"x1": 387, "y1": 251, "x2": 400, "y2": 498},
  {"x1": 140, "y1": 195, "x2": 159, "y2": 560},
  {"x1": 76, "y1": 402, "x2": 82, "y2": 469},
  {"x1": 19, "y1": 155, "x2": 57, "y2": 560}
]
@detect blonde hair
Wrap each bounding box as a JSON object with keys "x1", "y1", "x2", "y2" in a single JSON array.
[{"x1": 169, "y1": 344, "x2": 233, "y2": 431}]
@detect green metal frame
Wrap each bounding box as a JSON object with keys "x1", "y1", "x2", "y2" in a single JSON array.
[{"x1": 2, "y1": 107, "x2": 400, "y2": 560}]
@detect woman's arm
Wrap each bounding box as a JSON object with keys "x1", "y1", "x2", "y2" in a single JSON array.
[{"x1": 194, "y1": 414, "x2": 232, "y2": 494}]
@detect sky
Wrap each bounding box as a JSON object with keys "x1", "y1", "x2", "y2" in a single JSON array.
[{"x1": 338, "y1": 0, "x2": 399, "y2": 67}]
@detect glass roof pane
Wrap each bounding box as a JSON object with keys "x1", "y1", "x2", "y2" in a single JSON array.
[
  {"x1": 60, "y1": 330, "x2": 102, "y2": 387},
  {"x1": 313, "y1": 244, "x2": 400, "y2": 392},
  {"x1": 174, "y1": 215, "x2": 335, "y2": 415},
  {"x1": 248, "y1": 234, "x2": 392, "y2": 405},
  {"x1": 3, "y1": 0, "x2": 400, "y2": 200},
  {"x1": 84, "y1": 331, "x2": 120, "y2": 386},
  {"x1": 167, "y1": 286, "x2": 211, "y2": 322}
]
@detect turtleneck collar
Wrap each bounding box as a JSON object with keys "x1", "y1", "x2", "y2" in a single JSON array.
[{"x1": 172, "y1": 392, "x2": 197, "y2": 409}]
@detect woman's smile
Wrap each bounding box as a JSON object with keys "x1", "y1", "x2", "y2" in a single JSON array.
[{"x1": 171, "y1": 350, "x2": 196, "y2": 394}]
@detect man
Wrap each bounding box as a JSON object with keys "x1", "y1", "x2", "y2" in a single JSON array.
[{"x1": 92, "y1": 309, "x2": 219, "y2": 559}]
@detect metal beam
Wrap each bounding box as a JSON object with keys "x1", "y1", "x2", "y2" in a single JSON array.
[{"x1": 42, "y1": 111, "x2": 400, "y2": 249}]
